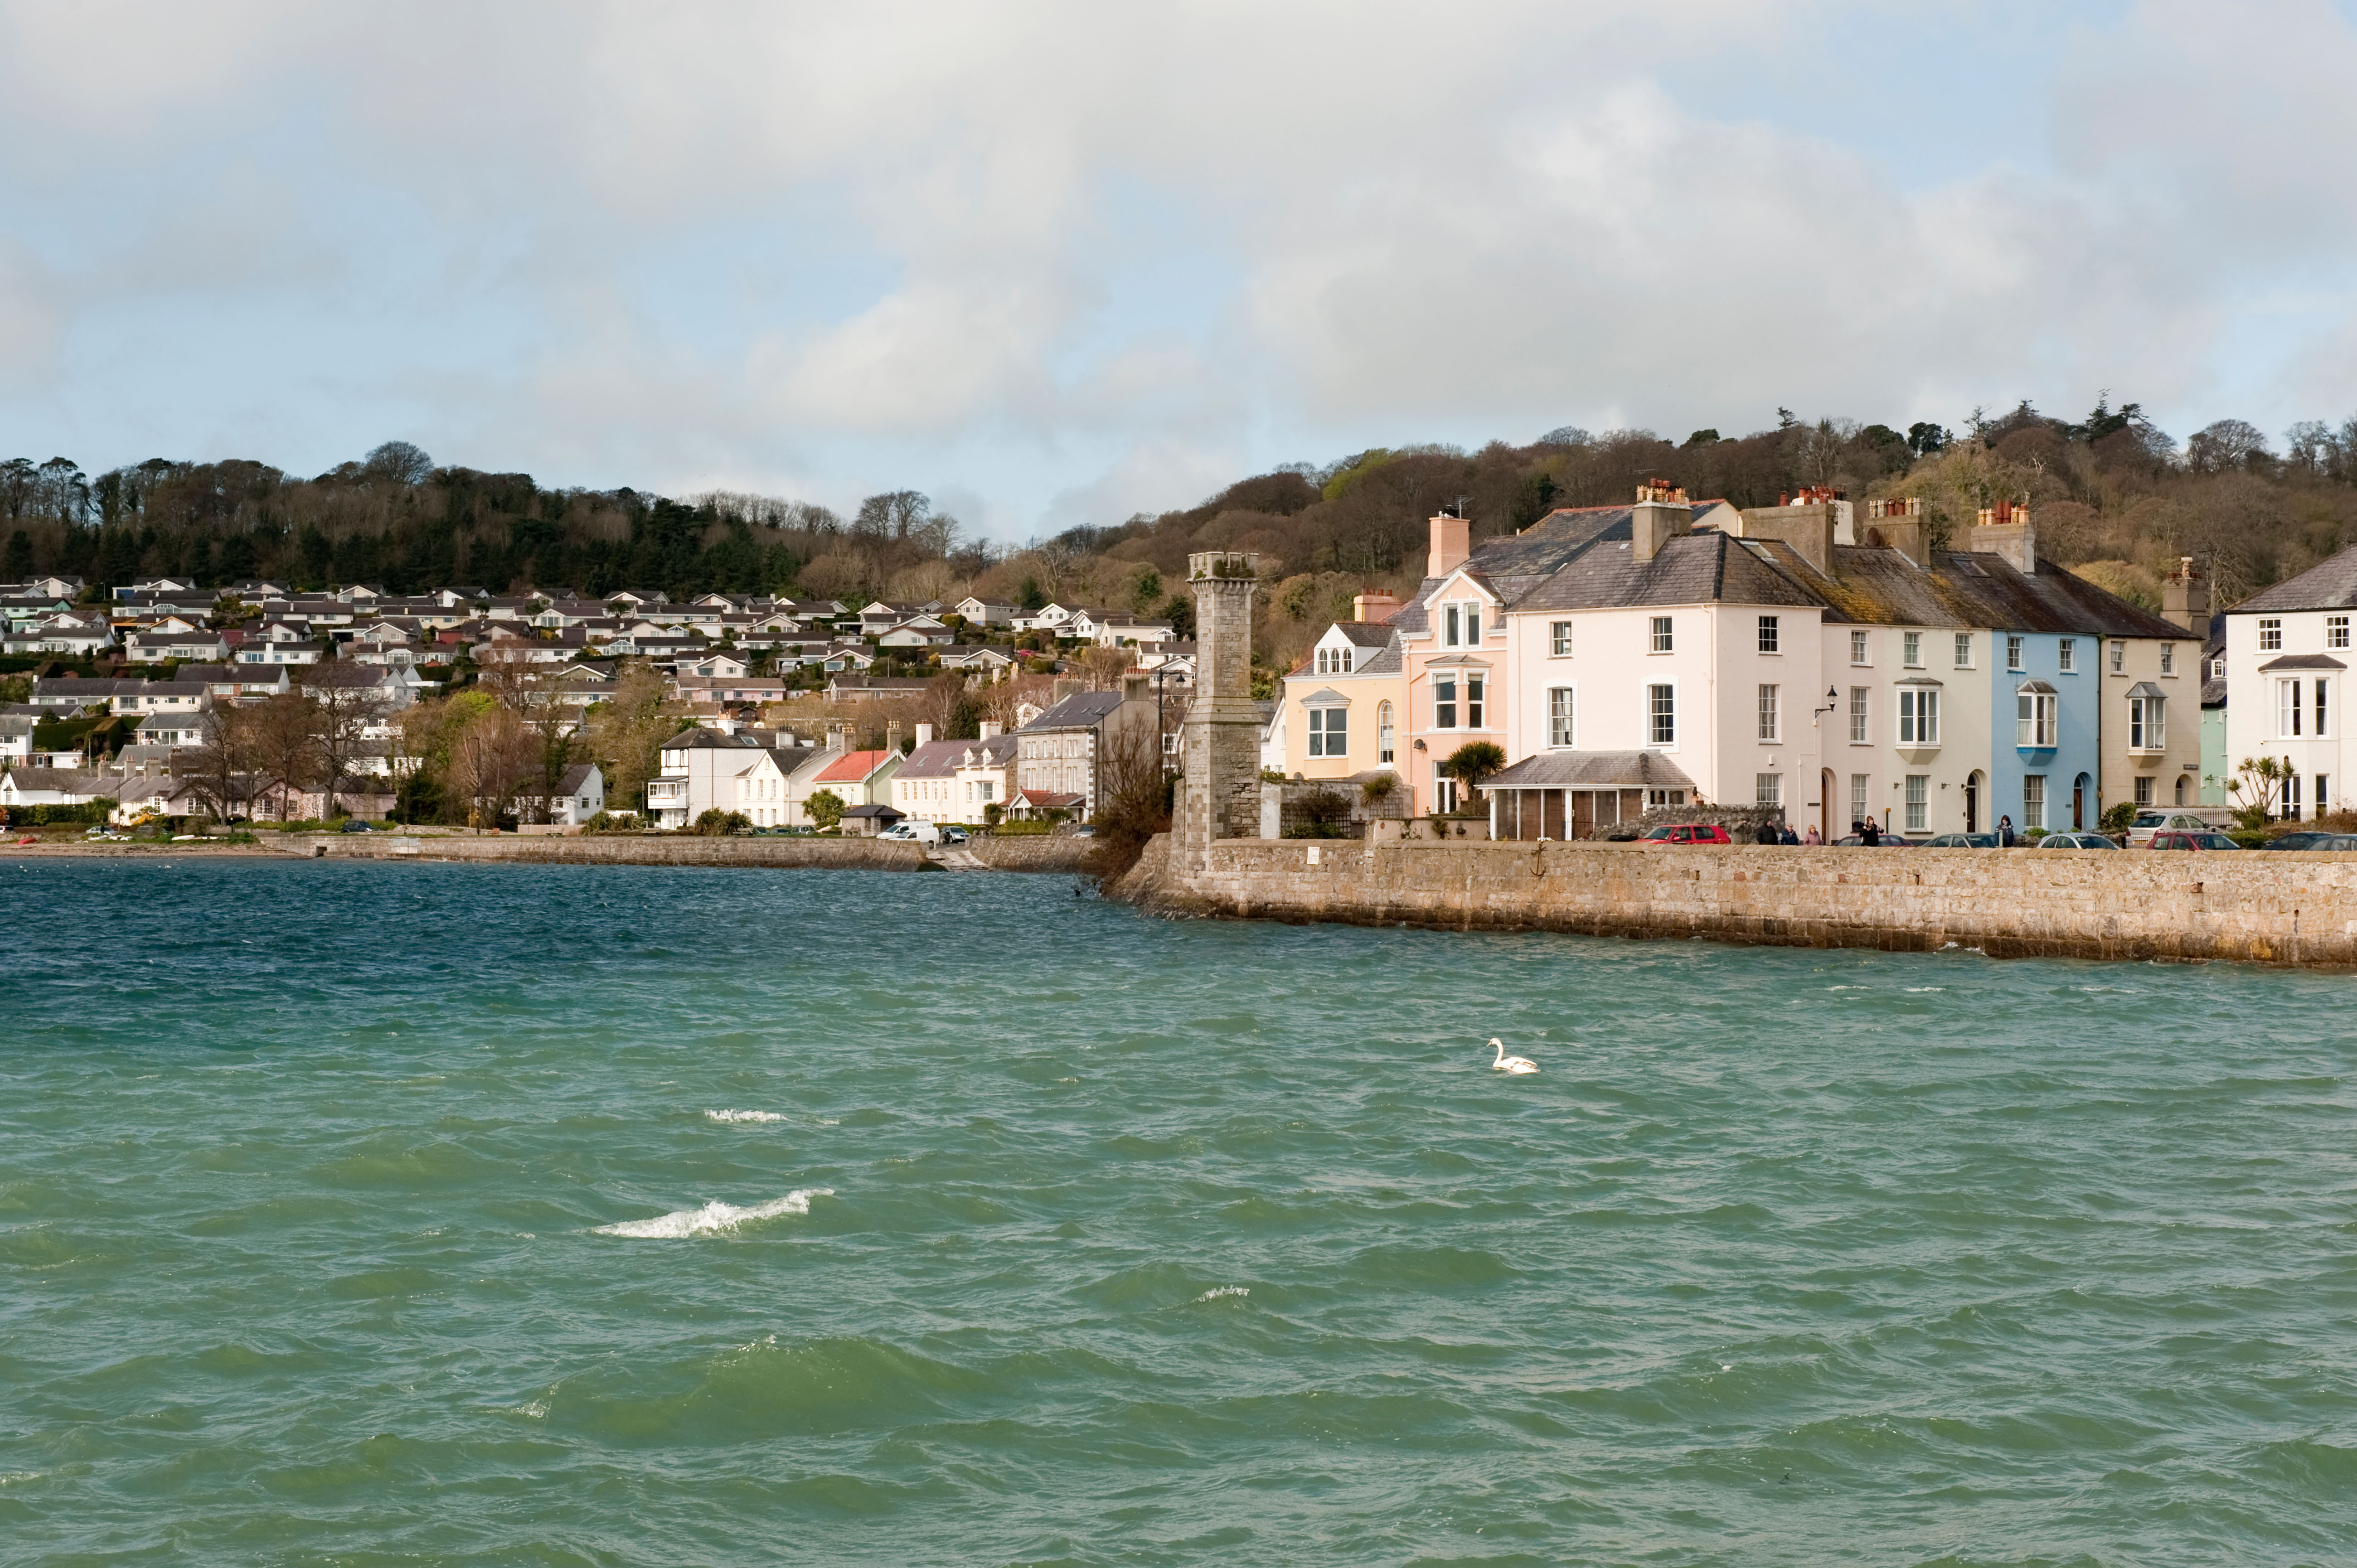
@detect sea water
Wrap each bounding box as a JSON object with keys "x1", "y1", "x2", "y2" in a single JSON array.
[{"x1": 3, "y1": 861, "x2": 2354, "y2": 1566}]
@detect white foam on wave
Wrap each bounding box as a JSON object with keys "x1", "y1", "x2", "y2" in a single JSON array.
[
  {"x1": 1193, "y1": 1285, "x2": 1249, "y2": 1303},
  {"x1": 594, "y1": 1188, "x2": 833, "y2": 1239},
  {"x1": 704, "y1": 1108, "x2": 785, "y2": 1124}
]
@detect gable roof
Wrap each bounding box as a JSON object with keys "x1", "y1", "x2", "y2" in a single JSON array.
[{"x1": 893, "y1": 737, "x2": 970, "y2": 779}]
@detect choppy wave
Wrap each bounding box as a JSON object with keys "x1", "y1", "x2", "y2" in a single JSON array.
[
  {"x1": 703, "y1": 1108, "x2": 785, "y2": 1123},
  {"x1": 594, "y1": 1188, "x2": 833, "y2": 1238}
]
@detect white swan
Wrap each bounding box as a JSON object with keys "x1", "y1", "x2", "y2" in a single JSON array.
[{"x1": 1488, "y1": 1037, "x2": 1539, "y2": 1075}]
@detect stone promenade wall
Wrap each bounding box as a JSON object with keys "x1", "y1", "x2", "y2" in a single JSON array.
[
  {"x1": 280, "y1": 833, "x2": 931, "y2": 872},
  {"x1": 1115, "y1": 836, "x2": 2357, "y2": 967}
]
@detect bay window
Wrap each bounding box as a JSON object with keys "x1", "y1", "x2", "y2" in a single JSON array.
[
  {"x1": 2017, "y1": 686, "x2": 2057, "y2": 747},
  {"x1": 2279, "y1": 678, "x2": 2304, "y2": 738},
  {"x1": 2129, "y1": 692, "x2": 2165, "y2": 750},
  {"x1": 1898, "y1": 687, "x2": 1940, "y2": 745},
  {"x1": 1466, "y1": 676, "x2": 1485, "y2": 729}
]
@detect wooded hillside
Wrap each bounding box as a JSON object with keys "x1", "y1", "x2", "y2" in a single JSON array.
[{"x1": 10, "y1": 398, "x2": 2357, "y2": 669}]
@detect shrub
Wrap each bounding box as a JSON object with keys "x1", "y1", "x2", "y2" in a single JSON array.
[
  {"x1": 690, "y1": 808, "x2": 753, "y2": 836},
  {"x1": 2100, "y1": 801, "x2": 2139, "y2": 833},
  {"x1": 1359, "y1": 773, "x2": 1398, "y2": 806},
  {"x1": 990, "y1": 819, "x2": 1052, "y2": 836}
]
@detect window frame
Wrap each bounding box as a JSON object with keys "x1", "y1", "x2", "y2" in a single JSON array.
[
  {"x1": 1647, "y1": 682, "x2": 1677, "y2": 747},
  {"x1": 1433, "y1": 675, "x2": 1457, "y2": 731},
  {"x1": 2129, "y1": 693, "x2": 2165, "y2": 751},
  {"x1": 1549, "y1": 621, "x2": 1573, "y2": 657},
  {"x1": 2058, "y1": 638, "x2": 2076, "y2": 673},
  {"x1": 1547, "y1": 686, "x2": 1576, "y2": 749},
  {"x1": 1306, "y1": 704, "x2": 1348, "y2": 759},
  {"x1": 2006, "y1": 634, "x2": 2024, "y2": 671},
  {"x1": 2279, "y1": 677, "x2": 2303, "y2": 739},
  {"x1": 1650, "y1": 615, "x2": 1674, "y2": 653},
  {"x1": 1850, "y1": 629, "x2": 1870, "y2": 666},
  {"x1": 1903, "y1": 630, "x2": 1922, "y2": 668},
  {"x1": 1898, "y1": 687, "x2": 1940, "y2": 745},
  {"x1": 2331, "y1": 616, "x2": 2350, "y2": 650},
  {"x1": 1465, "y1": 674, "x2": 1486, "y2": 731},
  {"x1": 1904, "y1": 774, "x2": 1928, "y2": 832},
  {"x1": 1848, "y1": 686, "x2": 1869, "y2": 745},
  {"x1": 1757, "y1": 615, "x2": 1780, "y2": 655},
  {"x1": 1755, "y1": 772, "x2": 1782, "y2": 808},
  {"x1": 1757, "y1": 683, "x2": 1780, "y2": 743},
  {"x1": 2259, "y1": 618, "x2": 2282, "y2": 651},
  {"x1": 1377, "y1": 701, "x2": 1395, "y2": 765},
  {"x1": 1954, "y1": 632, "x2": 1973, "y2": 669},
  {"x1": 2160, "y1": 643, "x2": 2174, "y2": 676}
]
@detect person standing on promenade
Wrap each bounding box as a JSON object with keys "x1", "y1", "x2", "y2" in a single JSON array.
[
  {"x1": 1997, "y1": 814, "x2": 2016, "y2": 847},
  {"x1": 1804, "y1": 823, "x2": 1822, "y2": 845}
]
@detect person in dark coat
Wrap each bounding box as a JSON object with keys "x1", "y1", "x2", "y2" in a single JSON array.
[
  {"x1": 1996, "y1": 813, "x2": 2016, "y2": 847},
  {"x1": 1860, "y1": 817, "x2": 1882, "y2": 847}
]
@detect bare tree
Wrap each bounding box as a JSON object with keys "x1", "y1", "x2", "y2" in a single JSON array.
[
  {"x1": 301, "y1": 663, "x2": 392, "y2": 798},
  {"x1": 248, "y1": 691, "x2": 320, "y2": 820},
  {"x1": 446, "y1": 703, "x2": 538, "y2": 829},
  {"x1": 584, "y1": 659, "x2": 670, "y2": 813},
  {"x1": 185, "y1": 705, "x2": 259, "y2": 822}
]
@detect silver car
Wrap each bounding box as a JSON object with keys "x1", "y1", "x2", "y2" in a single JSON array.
[{"x1": 2038, "y1": 831, "x2": 2119, "y2": 849}]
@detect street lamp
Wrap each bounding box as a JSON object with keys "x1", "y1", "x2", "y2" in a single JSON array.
[{"x1": 1813, "y1": 686, "x2": 1839, "y2": 721}]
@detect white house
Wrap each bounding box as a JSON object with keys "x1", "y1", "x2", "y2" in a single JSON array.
[{"x1": 2221, "y1": 542, "x2": 2357, "y2": 819}]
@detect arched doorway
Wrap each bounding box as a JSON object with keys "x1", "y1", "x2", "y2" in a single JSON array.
[
  {"x1": 1964, "y1": 770, "x2": 1984, "y2": 833},
  {"x1": 1820, "y1": 769, "x2": 1835, "y2": 842},
  {"x1": 2072, "y1": 772, "x2": 2090, "y2": 830}
]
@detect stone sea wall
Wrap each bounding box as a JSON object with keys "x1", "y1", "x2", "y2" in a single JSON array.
[
  {"x1": 281, "y1": 833, "x2": 932, "y2": 871},
  {"x1": 1115, "y1": 836, "x2": 2357, "y2": 967},
  {"x1": 962, "y1": 836, "x2": 1100, "y2": 873}
]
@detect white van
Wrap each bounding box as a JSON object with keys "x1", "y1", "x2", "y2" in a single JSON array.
[{"x1": 892, "y1": 820, "x2": 941, "y2": 845}]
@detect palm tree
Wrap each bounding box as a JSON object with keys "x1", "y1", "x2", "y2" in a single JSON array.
[{"x1": 1440, "y1": 741, "x2": 1507, "y2": 808}]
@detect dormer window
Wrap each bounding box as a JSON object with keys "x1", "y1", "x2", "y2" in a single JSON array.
[
  {"x1": 1443, "y1": 603, "x2": 1483, "y2": 647},
  {"x1": 1314, "y1": 645, "x2": 1354, "y2": 675}
]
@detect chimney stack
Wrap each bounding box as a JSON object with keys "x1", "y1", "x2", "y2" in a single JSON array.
[
  {"x1": 1427, "y1": 512, "x2": 1469, "y2": 579},
  {"x1": 1861, "y1": 496, "x2": 1926, "y2": 566},
  {"x1": 979, "y1": 720, "x2": 1001, "y2": 740},
  {"x1": 1122, "y1": 673, "x2": 1148, "y2": 702},
  {"x1": 914, "y1": 722, "x2": 933, "y2": 747},
  {"x1": 1970, "y1": 499, "x2": 2037, "y2": 574},
  {"x1": 2162, "y1": 556, "x2": 2210, "y2": 634},
  {"x1": 1052, "y1": 677, "x2": 1082, "y2": 702},
  {"x1": 1353, "y1": 590, "x2": 1402, "y2": 624},
  {"x1": 885, "y1": 719, "x2": 902, "y2": 755},
  {"x1": 1631, "y1": 481, "x2": 1692, "y2": 564}
]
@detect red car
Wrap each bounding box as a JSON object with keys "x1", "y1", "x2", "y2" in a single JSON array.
[
  {"x1": 2148, "y1": 830, "x2": 2241, "y2": 851},
  {"x1": 1636, "y1": 823, "x2": 1733, "y2": 845}
]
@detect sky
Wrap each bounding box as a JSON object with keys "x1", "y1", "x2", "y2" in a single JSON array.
[{"x1": 3, "y1": 0, "x2": 2355, "y2": 542}]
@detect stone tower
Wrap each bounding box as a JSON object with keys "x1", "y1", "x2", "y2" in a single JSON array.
[{"x1": 1177, "y1": 552, "x2": 1262, "y2": 869}]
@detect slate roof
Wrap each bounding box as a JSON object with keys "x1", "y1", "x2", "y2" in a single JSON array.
[
  {"x1": 892, "y1": 738, "x2": 970, "y2": 779},
  {"x1": 2231, "y1": 546, "x2": 2357, "y2": 614},
  {"x1": 2258, "y1": 653, "x2": 2347, "y2": 671},
  {"x1": 1485, "y1": 751, "x2": 1700, "y2": 790},
  {"x1": 1023, "y1": 691, "x2": 1126, "y2": 730},
  {"x1": 1330, "y1": 621, "x2": 1395, "y2": 648},
  {"x1": 1515, "y1": 532, "x2": 1828, "y2": 613},
  {"x1": 556, "y1": 764, "x2": 599, "y2": 794}
]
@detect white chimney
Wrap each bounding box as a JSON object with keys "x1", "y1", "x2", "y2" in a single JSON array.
[
  {"x1": 979, "y1": 720, "x2": 1001, "y2": 740},
  {"x1": 915, "y1": 722, "x2": 933, "y2": 746}
]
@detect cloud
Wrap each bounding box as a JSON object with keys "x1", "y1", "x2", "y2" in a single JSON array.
[{"x1": 0, "y1": 0, "x2": 2352, "y2": 533}]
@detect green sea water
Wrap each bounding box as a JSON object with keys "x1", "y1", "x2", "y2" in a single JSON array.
[{"x1": 4, "y1": 861, "x2": 2355, "y2": 1567}]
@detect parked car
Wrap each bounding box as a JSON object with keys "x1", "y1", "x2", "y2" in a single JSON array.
[
  {"x1": 2039, "y1": 831, "x2": 2118, "y2": 849},
  {"x1": 2126, "y1": 808, "x2": 2234, "y2": 847},
  {"x1": 2148, "y1": 830, "x2": 2242, "y2": 851},
  {"x1": 1071, "y1": 824, "x2": 1097, "y2": 838},
  {"x1": 1636, "y1": 823, "x2": 1734, "y2": 845},
  {"x1": 338, "y1": 818, "x2": 376, "y2": 833},
  {"x1": 1921, "y1": 832, "x2": 1997, "y2": 848},
  {"x1": 940, "y1": 826, "x2": 970, "y2": 845},
  {"x1": 2264, "y1": 831, "x2": 2357, "y2": 851},
  {"x1": 2263, "y1": 831, "x2": 2350, "y2": 850},
  {"x1": 1832, "y1": 832, "x2": 1912, "y2": 847}
]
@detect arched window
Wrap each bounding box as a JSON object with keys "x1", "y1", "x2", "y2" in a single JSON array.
[{"x1": 1377, "y1": 702, "x2": 1395, "y2": 765}]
